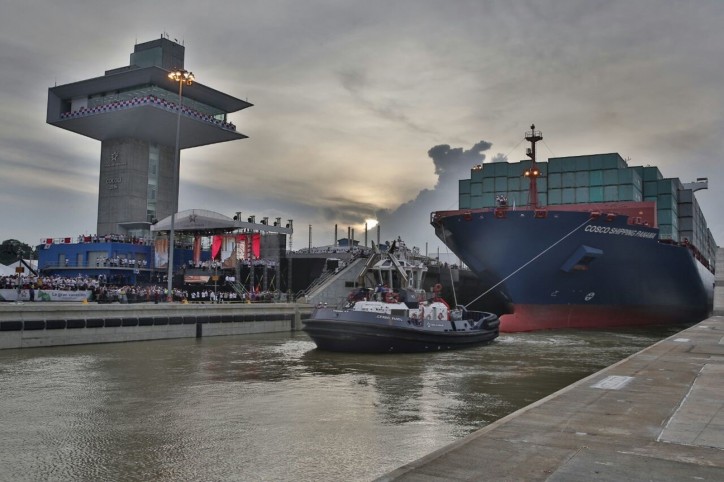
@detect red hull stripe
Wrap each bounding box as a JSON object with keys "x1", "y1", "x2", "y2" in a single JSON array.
[{"x1": 500, "y1": 304, "x2": 706, "y2": 332}]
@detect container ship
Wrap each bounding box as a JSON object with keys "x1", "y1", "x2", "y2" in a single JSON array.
[{"x1": 431, "y1": 125, "x2": 717, "y2": 332}]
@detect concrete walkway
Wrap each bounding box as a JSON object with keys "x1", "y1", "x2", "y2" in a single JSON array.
[{"x1": 378, "y1": 315, "x2": 724, "y2": 481}]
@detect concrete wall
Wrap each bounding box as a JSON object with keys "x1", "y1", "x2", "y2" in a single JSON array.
[
  {"x1": 97, "y1": 138, "x2": 174, "y2": 235},
  {"x1": 0, "y1": 302, "x2": 313, "y2": 350}
]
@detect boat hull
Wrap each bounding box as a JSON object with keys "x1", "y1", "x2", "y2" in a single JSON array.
[
  {"x1": 434, "y1": 208, "x2": 715, "y2": 332},
  {"x1": 303, "y1": 310, "x2": 499, "y2": 353}
]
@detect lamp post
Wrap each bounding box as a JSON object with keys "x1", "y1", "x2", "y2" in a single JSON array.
[{"x1": 167, "y1": 68, "x2": 195, "y2": 302}]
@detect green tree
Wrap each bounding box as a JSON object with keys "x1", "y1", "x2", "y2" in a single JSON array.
[{"x1": 0, "y1": 239, "x2": 35, "y2": 266}]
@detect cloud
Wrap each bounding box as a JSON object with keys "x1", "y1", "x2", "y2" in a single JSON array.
[
  {"x1": 0, "y1": 0, "x2": 723, "y2": 249},
  {"x1": 374, "y1": 140, "x2": 502, "y2": 250}
]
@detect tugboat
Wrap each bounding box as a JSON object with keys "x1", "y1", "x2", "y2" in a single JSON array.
[{"x1": 302, "y1": 240, "x2": 499, "y2": 353}]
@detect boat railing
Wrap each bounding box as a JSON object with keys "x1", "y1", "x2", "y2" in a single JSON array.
[{"x1": 457, "y1": 307, "x2": 491, "y2": 323}]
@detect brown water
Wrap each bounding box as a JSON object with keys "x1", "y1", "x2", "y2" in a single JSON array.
[{"x1": 0, "y1": 326, "x2": 682, "y2": 481}]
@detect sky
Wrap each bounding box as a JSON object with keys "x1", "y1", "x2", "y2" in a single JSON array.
[{"x1": 1, "y1": 0, "x2": 722, "y2": 255}]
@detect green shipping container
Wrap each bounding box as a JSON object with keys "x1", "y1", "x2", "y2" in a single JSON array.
[
  {"x1": 658, "y1": 224, "x2": 678, "y2": 241},
  {"x1": 589, "y1": 186, "x2": 604, "y2": 202},
  {"x1": 575, "y1": 187, "x2": 589, "y2": 202},
  {"x1": 575, "y1": 171, "x2": 588, "y2": 187},
  {"x1": 563, "y1": 157, "x2": 577, "y2": 172},
  {"x1": 599, "y1": 153, "x2": 626, "y2": 169},
  {"x1": 603, "y1": 169, "x2": 618, "y2": 185},
  {"x1": 643, "y1": 166, "x2": 662, "y2": 182},
  {"x1": 538, "y1": 178, "x2": 548, "y2": 191},
  {"x1": 481, "y1": 193, "x2": 495, "y2": 207},
  {"x1": 657, "y1": 179, "x2": 679, "y2": 200},
  {"x1": 459, "y1": 179, "x2": 471, "y2": 194},
  {"x1": 548, "y1": 173, "x2": 562, "y2": 188},
  {"x1": 471, "y1": 169, "x2": 484, "y2": 182},
  {"x1": 574, "y1": 156, "x2": 590, "y2": 171},
  {"x1": 495, "y1": 177, "x2": 508, "y2": 191},
  {"x1": 589, "y1": 170, "x2": 603, "y2": 186},
  {"x1": 562, "y1": 188, "x2": 575, "y2": 204},
  {"x1": 459, "y1": 194, "x2": 470, "y2": 209},
  {"x1": 643, "y1": 181, "x2": 658, "y2": 197},
  {"x1": 538, "y1": 192, "x2": 547, "y2": 206},
  {"x1": 548, "y1": 189, "x2": 562, "y2": 205},
  {"x1": 657, "y1": 209, "x2": 677, "y2": 225},
  {"x1": 618, "y1": 184, "x2": 640, "y2": 201},
  {"x1": 548, "y1": 158, "x2": 563, "y2": 173},
  {"x1": 618, "y1": 168, "x2": 642, "y2": 189},
  {"x1": 604, "y1": 185, "x2": 618, "y2": 201},
  {"x1": 562, "y1": 172, "x2": 575, "y2": 188},
  {"x1": 493, "y1": 162, "x2": 509, "y2": 176},
  {"x1": 470, "y1": 182, "x2": 483, "y2": 196},
  {"x1": 658, "y1": 193, "x2": 676, "y2": 210},
  {"x1": 508, "y1": 177, "x2": 521, "y2": 191},
  {"x1": 482, "y1": 178, "x2": 495, "y2": 192}
]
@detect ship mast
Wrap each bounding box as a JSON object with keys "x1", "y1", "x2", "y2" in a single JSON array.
[{"x1": 524, "y1": 124, "x2": 543, "y2": 208}]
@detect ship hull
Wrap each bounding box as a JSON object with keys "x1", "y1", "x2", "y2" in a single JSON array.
[{"x1": 433, "y1": 208, "x2": 714, "y2": 332}]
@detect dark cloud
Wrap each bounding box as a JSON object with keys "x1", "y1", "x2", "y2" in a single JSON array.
[
  {"x1": 375, "y1": 140, "x2": 502, "y2": 249},
  {"x1": 428, "y1": 140, "x2": 492, "y2": 182}
]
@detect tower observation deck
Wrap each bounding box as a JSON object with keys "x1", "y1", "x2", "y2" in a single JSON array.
[{"x1": 47, "y1": 36, "x2": 252, "y2": 238}]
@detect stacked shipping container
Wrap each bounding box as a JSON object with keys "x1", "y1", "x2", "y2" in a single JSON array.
[{"x1": 459, "y1": 153, "x2": 716, "y2": 267}]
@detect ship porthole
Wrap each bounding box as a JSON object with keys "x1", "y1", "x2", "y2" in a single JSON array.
[{"x1": 585, "y1": 292, "x2": 595, "y2": 301}]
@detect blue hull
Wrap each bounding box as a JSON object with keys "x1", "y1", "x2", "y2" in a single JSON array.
[{"x1": 433, "y1": 209, "x2": 715, "y2": 331}]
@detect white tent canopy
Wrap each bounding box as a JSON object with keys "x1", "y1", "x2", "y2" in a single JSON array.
[{"x1": 0, "y1": 259, "x2": 37, "y2": 276}]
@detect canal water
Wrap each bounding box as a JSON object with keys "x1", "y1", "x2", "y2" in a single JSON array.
[{"x1": 0, "y1": 326, "x2": 683, "y2": 481}]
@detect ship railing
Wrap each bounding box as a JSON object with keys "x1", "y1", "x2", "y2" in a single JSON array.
[{"x1": 303, "y1": 271, "x2": 334, "y2": 295}]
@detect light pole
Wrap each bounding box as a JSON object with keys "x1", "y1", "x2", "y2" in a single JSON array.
[{"x1": 167, "y1": 68, "x2": 194, "y2": 302}]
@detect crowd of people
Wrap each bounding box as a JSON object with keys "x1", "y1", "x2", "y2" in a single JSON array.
[
  {"x1": 1, "y1": 273, "x2": 285, "y2": 304},
  {"x1": 0, "y1": 274, "x2": 100, "y2": 291}
]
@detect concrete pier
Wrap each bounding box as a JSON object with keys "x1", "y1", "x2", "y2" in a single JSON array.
[
  {"x1": 379, "y1": 316, "x2": 724, "y2": 481},
  {"x1": 0, "y1": 302, "x2": 313, "y2": 350},
  {"x1": 380, "y1": 248, "x2": 724, "y2": 481},
  {"x1": 715, "y1": 248, "x2": 724, "y2": 316}
]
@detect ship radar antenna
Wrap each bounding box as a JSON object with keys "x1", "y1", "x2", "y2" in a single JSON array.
[{"x1": 524, "y1": 124, "x2": 543, "y2": 209}]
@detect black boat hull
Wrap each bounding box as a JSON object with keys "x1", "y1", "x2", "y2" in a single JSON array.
[{"x1": 303, "y1": 317, "x2": 499, "y2": 353}]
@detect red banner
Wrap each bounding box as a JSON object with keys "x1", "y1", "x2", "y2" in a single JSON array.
[{"x1": 211, "y1": 235, "x2": 223, "y2": 260}]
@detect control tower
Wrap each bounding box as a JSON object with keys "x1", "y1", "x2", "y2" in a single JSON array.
[{"x1": 47, "y1": 36, "x2": 252, "y2": 238}]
